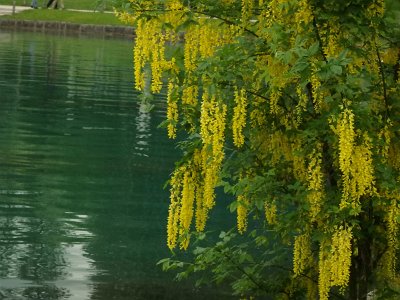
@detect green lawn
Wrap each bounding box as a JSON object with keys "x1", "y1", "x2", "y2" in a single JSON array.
[
  {"x1": 0, "y1": 0, "x2": 131, "y2": 26},
  {"x1": 0, "y1": 0, "x2": 113, "y2": 11},
  {"x1": 0, "y1": 9, "x2": 127, "y2": 26}
]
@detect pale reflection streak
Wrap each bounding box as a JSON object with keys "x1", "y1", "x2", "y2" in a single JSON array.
[
  {"x1": 134, "y1": 100, "x2": 152, "y2": 157},
  {"x1": 0, "y1": 211, "x2": 96, "y2": 299},
  {"x1": 56, "y1": 243, "x2": 96, "y2": 300}
]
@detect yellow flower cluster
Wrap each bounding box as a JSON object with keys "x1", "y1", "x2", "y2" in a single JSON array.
[
  {"x1": 133, "y1": 19, "x2": 147, "y2": 91},
  {"x1": 381, "y1": 48, "x2": 399, "y2": 65},
  {"x1": 201, "y1": 94, "x2": 227, "y2": 162},
  {"x1": 203, "y1": 162, "x2": 219, "y2": 209},
  {"x1": 330, "y1": 227, "x2": 352, "y2": 287},
  {"x1": 114, "y1": 11, "x2": 136, "y2": 25},
  {"x1": 241, "y1": 0, "x2": 254, "y2": 25},
  {"x1": 233, "y1": 88, "x2": 247, "y2": 147},
  {"x1": 133, "y1": 19, "x2": 168, "y2": 93},
  {"x1": 265, "y1": 0, "x2": 285, "y2": 28},
  {"x1": 269, "y1": 89, "x2": 282, "y2": 115},
  {"x1": 198, "y1": 21, "x2": 230, "y2": 58},
  {"x1": 336, "y1": 110, "x2": 375, "y2": 209},
  {"x1": 237, "y1": 195, "x2": 249, "y2": 234},
  {"x1": 293, "y1": 233, "x2": 312, "y2": 276},
  {"x1": 193, "y1": 149, "x2": 208, "y2": 232},
  {"x1": 336, "y1": 108, "x2": 355, "y2": 205},
  {"x1": 322, "y1": 20, "x2": 341, "y2": 58},
  {"x1": 165, "y1": 0, "x2": 185, "y2": 18},
  {"x1": 179, "y1": 169, "x2": 195, "y2": 249},
  {"x1": 127, "y1": 1, "x2": 187, "y2": 96},
  {"x1": 295, "y1": 84, "x2": 308, "y2": 125},
  {"x1": 166, "y1": 148, "x2": 212, "y2": 250},
  {"x1": 200, "y1": 92, "x2": 227, "y2": 209},
  {"x1": 184, "y1": 26, "x2": 200, "y2": 73},
  {"x1": 181, "y1": 18, "x2": 238, "y2": 136},
  {"x1": 166, "y1": 81, "x2": 178, "y2": 139},
  {"x1": 167, "y1": 166, "x2": 184, "y2": 249},
  {"x1": 265, "y1": 201, "x2": 277, "y2": 225},
  {"x1": 378, "y1": 121, "x2": 392, "y2": 162},
  {"x1": 294, "y1": 0, "x2": 313, "y2": 32},
  {"x1": 182, "y1": 82, "x2": 199, "y2": 107},
  {"x1": 318, "y1": 227, "x2": 353, "y2": 300},
  {"x1": 310, "y1": 61, "x2": 322, "y2": 112},
  {"x1": 366, "y1": 0, "x2": 385, "y2": 18},
  {"x1": 347, "y1": 135, "x2": 375, "y2": 204},
  {"x1": 318, "y1": 243, "x2": 331, "y2": 300},
  {"x1": 307, "y1": 147, "x2": 324, "y2": 221},
  {"x1": 116, "y1": 0, "x2": 153, "y2": 24},
  {"x1": 256, "y1": 6, "x2": 271, "y2": 37},
  {"x1": 381, "y1": 197, "x2": 400, "y2": 279}
]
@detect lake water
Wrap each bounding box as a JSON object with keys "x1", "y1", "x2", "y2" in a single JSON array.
[{"x1": 0, "y1": 30, "x2": 232, "y2": 300}]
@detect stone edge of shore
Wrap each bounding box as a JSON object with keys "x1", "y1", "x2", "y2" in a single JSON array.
[{"x1": 0, "y1": 19, "x2": 135, "y2": 38}]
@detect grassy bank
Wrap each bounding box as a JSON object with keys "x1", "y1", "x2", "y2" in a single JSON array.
[
  {"x1": 0, "y1": 0, "x2": 129, "y2": 26},
  {"x1": 0, "y1": 9, "x2": 125, "y2": 26},
  {"x1": 0, "y1": 0, "x2": 112, "y2": 11}
]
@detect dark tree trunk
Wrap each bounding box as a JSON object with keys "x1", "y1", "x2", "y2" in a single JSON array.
[
  {"x1": 349, "y1": 205, "x2": 374, "y2": 300},
  {"x1": 349, "y1": 245, "x2": 370, "y2": 299}
]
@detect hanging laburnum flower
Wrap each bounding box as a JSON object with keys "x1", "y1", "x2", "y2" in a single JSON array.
[{"x1": 117, "y1": 0, "x2": 400, "y2": 298}]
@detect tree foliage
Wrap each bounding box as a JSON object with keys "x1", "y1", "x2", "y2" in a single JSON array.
[{"x1": 116, "y1": 0, "x2": 400, "y2": 299}]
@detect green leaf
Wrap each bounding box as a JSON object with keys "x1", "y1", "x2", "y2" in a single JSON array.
[{"x1": 330, "y1": 65, "x2": 343, "y2": 75}]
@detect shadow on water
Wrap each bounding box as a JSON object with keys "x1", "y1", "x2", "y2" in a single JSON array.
[{"x1": 0, "y1": 30, "x2": 234, "y2": 299}]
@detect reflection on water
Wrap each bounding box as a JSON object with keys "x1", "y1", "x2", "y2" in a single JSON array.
[
  {"x1": 134, "y1": 101, "x2": 152, "y2": 157},
  {"x1": 0, "y1": 30, "x2": 234, "y2": 299}
]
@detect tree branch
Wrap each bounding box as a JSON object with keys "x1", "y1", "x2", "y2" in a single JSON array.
[{"x1": 374, "y1": 41, "x2": 389, "y2": 118}]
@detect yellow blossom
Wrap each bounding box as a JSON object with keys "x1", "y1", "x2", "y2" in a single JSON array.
[
  {"x1": 322, "y1": 20, "x2": 341, "y2": 58},
  {"x1": 307, "y1": 147, "x2": 324, "y2": 220},
  {"x1": 367, "y1": 0, "x2": 385, "y2": 18},
  {"x1": 336, "y1": 108, "x2": 355, "y2": 208},
  {"x1": 330, "y1": 227, "x2": 352, "y2": 287},
  {"x1": 295, "y1": 0, "x2": 313, "y2": 32},
  {"x1": 318, "y1": 227, "x2": 353, "y2": 299},
  {"x1": 293, "y1": 233, "x2": 312, "y2": 276},
  {"x1": 166, "y1": 81, "x2": 179, "y2": 139},
  {"x1": 232, "y1": 88, "x2": 247, "y2": 147},
  {"x1": 237, "y1": 195, "x2": 249, "y2": 234},
  {"x1": 179, "y1": 169, "x2": 195, "y2": 249},
  {"x1": 241, "y1": 0, "x2": 254, "y2": 26},
  {"x1": 265, "y1": 201, "x2": 277, "y2": 225},
  {"x1": 310, "y1": 61, "x2": 322, "y2": 112},
  {"x1": 295, "y1": 84, "x2": 308, "y2": 124},
  {"x1": 269, "y1": 89, "x2": 281, "y2": 115},
  {"x1": 381, "y1": 197, "x2": 400, "y2": 279},
  {"x1": 167, "y1": 166, "x2": 184, "y2": 250}
]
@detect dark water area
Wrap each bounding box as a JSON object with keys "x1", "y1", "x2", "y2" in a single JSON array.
[{"x1": 0, "y1": 30, "x2": 233, "y2": 299}]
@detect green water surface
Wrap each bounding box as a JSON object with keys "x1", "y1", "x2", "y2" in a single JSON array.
[{"x1": 0, "y1": 30, "x2": 232, "y2": 300}]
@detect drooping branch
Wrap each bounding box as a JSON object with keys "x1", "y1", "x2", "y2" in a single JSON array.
[{"x1": 122, "y1": 6, "x2": 259, "y2": 38}]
